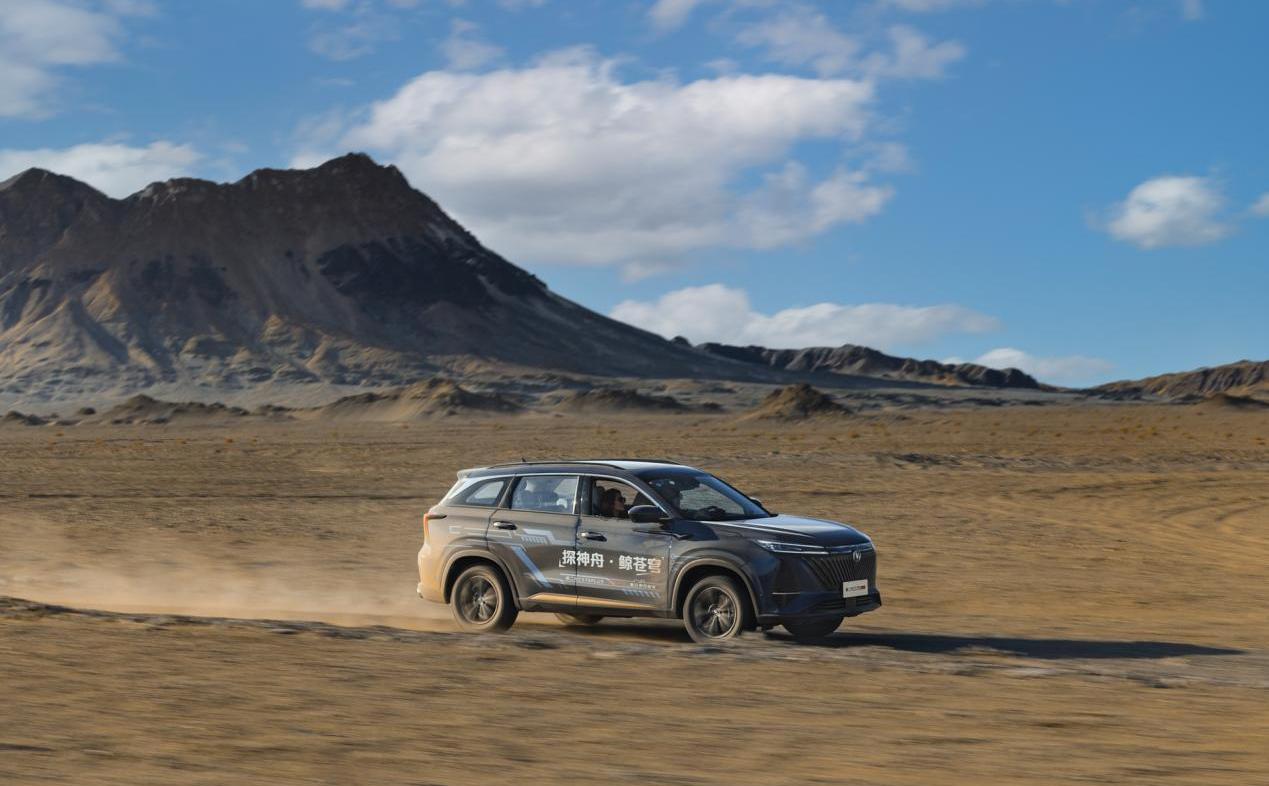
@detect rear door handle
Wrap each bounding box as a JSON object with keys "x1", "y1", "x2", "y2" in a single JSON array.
[
  {"x1": 580, "y1": 531, "x2": 606, "y2": 541},
  {"x1": 493, "y1": 521, "x2": 517, "y2": 530}
]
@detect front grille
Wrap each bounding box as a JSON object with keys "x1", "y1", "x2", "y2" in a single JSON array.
[{"x1": 804, "y1": 548, "x2": 875, "y2": 590}]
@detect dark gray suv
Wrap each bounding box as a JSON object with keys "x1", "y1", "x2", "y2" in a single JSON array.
[{"x1": 416, "y1": 460, "x2": 880, "y2": 643}]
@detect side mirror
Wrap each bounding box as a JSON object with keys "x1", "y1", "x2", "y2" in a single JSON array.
[{"x1": 628, "y1": 505, "x2": 667, "y2": 524}]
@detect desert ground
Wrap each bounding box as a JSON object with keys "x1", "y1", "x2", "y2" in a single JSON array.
[{"x1": 2, "y1": 402, "x2": 1267, "y2": 785}]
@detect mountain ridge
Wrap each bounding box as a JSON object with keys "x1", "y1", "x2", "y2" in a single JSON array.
[
  {"x1": 1, "y1": 153, "x2": 756, "y2": 403},
  {"x1": 691, "y1": 341, "x2": 1043, "y2": 390},
  {"x1": 1092, "y1": 360, "x2": 1268, "y2": 401}
]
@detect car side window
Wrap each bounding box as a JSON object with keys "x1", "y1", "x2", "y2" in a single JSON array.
[
  {"x1": 458, "y1": 478, "x2": 507, "y2": 507},
  {"x1": 510, "y1": 475, "x2": 579, "y2": 514},
  {"x1": 588, "y1": 478, "x2": 653, "y2": 520}
]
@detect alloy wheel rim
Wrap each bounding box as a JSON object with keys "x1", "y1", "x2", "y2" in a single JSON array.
[
  {"x1": 460, "y1": 576, "x2": 497, "y2": 623},
  {"x1": 691, "y1": 587, "x2": 737, "y2": 638}
]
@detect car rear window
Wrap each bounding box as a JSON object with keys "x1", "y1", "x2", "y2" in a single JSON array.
[{"x1": 445, "y1": 477, "x2": 508, "y2": 507}]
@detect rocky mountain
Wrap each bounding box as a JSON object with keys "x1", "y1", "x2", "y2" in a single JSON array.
[
  {"x1": 692, "y1": 341, "x2": 1041, "y2": 389},
  {"x1": 1092, "y1": 360, "x2": 1268, "y2": 401},
  {"x1": 0, "y1": 154, "x2": 749, "y2": 404}
]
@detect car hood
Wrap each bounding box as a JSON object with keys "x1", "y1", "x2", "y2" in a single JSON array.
[{"x1": 710, "y1": 514, "x2": 872, "y2": 547}]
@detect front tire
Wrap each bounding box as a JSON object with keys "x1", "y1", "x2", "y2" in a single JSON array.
[
  {"x1": 450, "y1": 564, "x2": 518, "y2": 633},
  {"x1": 555, "y1": 613, "x2": 604, "y2": 627},
  {"x1": 783, "y1": 615, "x2": 843, "y2": 643},
  {"x1": 683, "y1": 575, "x2": 750, "y2": 643}
]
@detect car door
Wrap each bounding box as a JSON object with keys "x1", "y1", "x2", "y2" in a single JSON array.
[
  {"x1": 485, "y1": 474, "x2": 581, "y2": 608},
  {"x1": 574, "y1": 476, "x2": 674, "y2": 612}
]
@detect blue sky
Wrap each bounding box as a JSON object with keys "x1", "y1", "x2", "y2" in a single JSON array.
[{"x1": 1, "y1": 0, "x2": 1265, "y2": 384}]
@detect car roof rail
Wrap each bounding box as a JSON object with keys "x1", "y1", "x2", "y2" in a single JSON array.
[{"x1": 482, "y1": 458, "x2": 683, "y2": 470}]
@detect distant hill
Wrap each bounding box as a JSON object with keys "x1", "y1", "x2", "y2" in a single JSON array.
[
  {"x1": 1093, "y1": 360, "x2": 1268, "y2": 401},
  {"x1": 0, "y1": 154, "x2": 752, "y2": 404},
  {"x1": 693, "y1": 341, "x2": 1041, "y2": 389},
  {"x1": 317, "y1": 378, "x2": 520, "y2": 420},
  {"x1": 552, "y1": 387, "x2": 688, "y2": 413},
  {"x1": 740, "y1": 383, "x2": 852, "y2": 421}
]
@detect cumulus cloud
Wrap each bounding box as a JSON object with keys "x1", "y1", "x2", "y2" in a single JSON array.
[
  {"x1": 297, "y1": 50, "x2": 892, "y2": 272},
  {"x1": 610, "y1": 284, "x2": 999, "y2": 351},
  {"x1": 970, "y1": 347, "x2": 1113, "y2": 385},
  {"x1": 0, "y1": 141, "x2": 202, "y2": 198},
  {"x1": 0, "y1": 0, "x2": 147, "y2": 118},
  {"x1": 648, "y1": 0, "x2": 707, "y2": 32},
  {"x1": 441, "y1": 19, "x2": 504, "y2": 70},
  {"x1": 1104, "y1": 175, "x2": 1230, "y2": 249}
]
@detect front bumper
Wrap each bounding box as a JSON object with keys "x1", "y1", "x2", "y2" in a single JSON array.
[{"x1": 757, "y1": 590, "x2": 882, "y2": 625}]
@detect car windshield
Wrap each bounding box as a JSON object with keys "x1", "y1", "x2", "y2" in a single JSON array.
[{"x1": 640, "y1": 471, "x2": 771, "y2": 521}]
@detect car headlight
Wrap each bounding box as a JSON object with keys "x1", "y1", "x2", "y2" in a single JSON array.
[{"x1": 755, "y1": 539, "x2": 829, "y2": 555}]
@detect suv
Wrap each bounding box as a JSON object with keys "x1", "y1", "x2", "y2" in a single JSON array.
[{"x1": 416, "y1": 460, "x2": 880, "y2": 643}]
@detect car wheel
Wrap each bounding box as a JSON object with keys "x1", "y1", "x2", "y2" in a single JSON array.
[
  {"x1": 555, "y1": 613, "x2": 604, "y2": 627},
  {"x1": 683, "y1": 575, "x2": 749, "y2": 644},
  {"x1": 451, "y1": 564, "x2": 518, "y2": 633},
  {"x1": 783, "y1": 616, "x2": 844, "y2": 643}
]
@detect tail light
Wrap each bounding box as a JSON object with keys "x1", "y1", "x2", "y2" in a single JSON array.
[{"x1": 422, "y1": 512, "x2": 432, "y2": 543}]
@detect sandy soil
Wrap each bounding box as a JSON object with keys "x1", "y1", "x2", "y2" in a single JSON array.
[{"x1": 1, "y1": 404, "x2": 1267, "y2": 784}]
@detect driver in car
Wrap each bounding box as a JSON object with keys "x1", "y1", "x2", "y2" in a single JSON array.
[{"x1": 598, "y1": 487, "x2": 630, "y2": 518}]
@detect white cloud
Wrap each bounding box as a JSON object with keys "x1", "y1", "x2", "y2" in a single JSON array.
[
  {"x1": 0, "y1": 141, "x2": 202, "y2": 198},
  {"x1": 1249, "y1": 193, "x2": 1269, "y2": 217},
  {"x1": 0, "y1": 0, "x2": 139, "y2": 118},
  {"x1": 736, "y1": 6, "x2": 859, "y2": 77},
  {"x1": 301, "y1": 0, "x2": 351, "y2": 9},
  {"x1": 736, "y1": 8, "x2": 963, "y2": 81},
  {"x1": 1104, "y1": 175, "x2": 1230, "y2": 249},
  {"x1": 610, "y1": 284, "x2": 999, "y2": 350},
  {"x1": 867, "y1": 25, "x2": 965, "y2": 80},
  {"x1": 971, "y1": 347, "x2": 1113, "y2": 385},
  {"x1": 441, "y1": 19, "x2": 504, "y2": 70},
  {"x1": 648, "y1": 0, "x2": 707, "y2": 32},
  {"x1": 298, "y1": 49, "x2": 891, "y2": 272}
]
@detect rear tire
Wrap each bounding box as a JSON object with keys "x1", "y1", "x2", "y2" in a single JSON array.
[
  {"x1": 783, "y1": 615, "x2": 843, "y2": 643},
  {"x1": 555, "y1": 613, "x2": 604, "y2": 627},
  {"x1": 682, "y1": 575, "x2": 750, "y2": 644},
  {"x1": 450, "y1": 564, "x2": 518, "y2": 633}
]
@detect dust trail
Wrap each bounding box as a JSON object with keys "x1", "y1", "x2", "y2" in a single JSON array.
[{"x1": 0, "y1": 514, "x2": 459, "y2": 632}]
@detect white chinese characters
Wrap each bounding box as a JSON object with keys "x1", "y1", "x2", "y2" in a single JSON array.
[{"x1": 563, "y1": 550, "x2": 661, "y2": 574}]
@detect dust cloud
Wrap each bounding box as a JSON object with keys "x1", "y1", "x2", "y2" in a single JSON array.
[{"x1": 0, "y1": 515, "x2": 454, "y2": 631}]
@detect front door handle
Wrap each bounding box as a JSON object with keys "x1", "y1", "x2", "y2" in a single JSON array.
[
  {"x1": 492, "y1": 521, "x2": 517, "y2": 530},
  {"x1": 580, "y1": 531, "x2": 606, "y2": 541}
]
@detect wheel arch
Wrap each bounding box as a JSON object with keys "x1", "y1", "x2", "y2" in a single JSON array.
[
  {"x1": 671, "y1": 558, "x2": 760, "y2": 622},
  {"x1": 442, "y1": 551, "x2": 519, "y2": 606}
]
